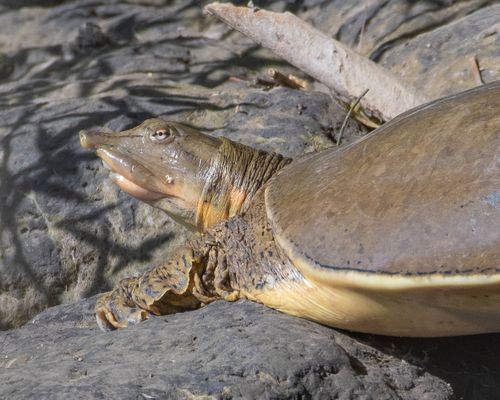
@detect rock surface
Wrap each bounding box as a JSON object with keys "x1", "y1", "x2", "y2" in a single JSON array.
[
  {"x1": 302, "y1": 0, "x2": 499, "y2": 97},
  {"x1": 1, "y1": 1, "x2": 500, "y2": 399},
  {"x1": 0, "y1": 298, "x2": 453, "y2": 400}
]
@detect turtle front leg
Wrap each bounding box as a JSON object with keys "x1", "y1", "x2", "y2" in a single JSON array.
[
  {"x1": 95, "y1": 246, "x2": 204, "y2": 331},
  {"x1": 95, "y1": 277, "x2": 151, "y2": 331},
  {"x1": 95, "y1": 236, "x2": 238, "y2": 331}
]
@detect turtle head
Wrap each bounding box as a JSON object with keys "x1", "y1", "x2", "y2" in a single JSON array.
[
  {"x1": 80, "y1": 118, "x2": 222, "y2": 230},
  {"x1": 80, "y1": 118, "x2": 291, "y2": 230}
]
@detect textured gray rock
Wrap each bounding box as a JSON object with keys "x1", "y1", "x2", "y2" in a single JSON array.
[
  {"x1": 301, "y1": 0, "x2": 499, "y2": 98},
  {"x1": 0, "y1": 298, "x2": 453, "y2": 400},
  {"x1": 379, "y1": 4, "x2": 500, "y2": 97}
]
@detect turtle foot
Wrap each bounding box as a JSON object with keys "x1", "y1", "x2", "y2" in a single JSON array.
[
  {"x1": 95, "y1": 286, "x2": 150, "y2": 331},
  {"x1": 94, "y1": 239, "x2": 230, "y2": 332}
]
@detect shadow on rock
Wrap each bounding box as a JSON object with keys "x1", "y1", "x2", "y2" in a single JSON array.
[{"x1": 356, "y1": 331, "x2": 500, "y2": 400}]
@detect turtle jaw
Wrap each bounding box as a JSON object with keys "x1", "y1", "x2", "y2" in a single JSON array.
[{"x1": 95, "y1": 147, "x2": 168, "y2": 202}]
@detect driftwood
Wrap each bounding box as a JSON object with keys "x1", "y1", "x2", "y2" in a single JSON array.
[{"x1": 204, "y1": 2, "x2": 430, "y2": 122}]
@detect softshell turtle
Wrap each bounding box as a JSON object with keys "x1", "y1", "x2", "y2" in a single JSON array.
[{"x1": 80, "y1": 82, "x2": 500, "y2": 337}]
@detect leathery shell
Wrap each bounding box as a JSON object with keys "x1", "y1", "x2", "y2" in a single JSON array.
[{"x1": 266, "y1": 82, "x2": 500, "y2": 279}]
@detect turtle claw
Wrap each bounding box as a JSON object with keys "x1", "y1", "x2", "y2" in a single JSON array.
[
  {"x1": 95, "y1": 290, "x2": 150, "y2": 332},
  {"x1": 96, "y1": 313, "x2": 115, "y2": 332}
]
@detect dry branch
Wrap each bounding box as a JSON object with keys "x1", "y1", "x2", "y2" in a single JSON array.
[{"x1": 204, "y1": 2, "x2": 430, "y2": 121}]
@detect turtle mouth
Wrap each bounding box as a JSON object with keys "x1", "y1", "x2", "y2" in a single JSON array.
[{"x1": 96, "y1": 147, "x2": 167, "y2": 202}]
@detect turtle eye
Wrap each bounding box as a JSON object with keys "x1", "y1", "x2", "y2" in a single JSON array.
[{"x1": 150, "y1": 128, "x2": 174, "y2": 143}]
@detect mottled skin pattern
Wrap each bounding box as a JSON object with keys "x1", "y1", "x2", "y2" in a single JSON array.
[{"x1": 95, "y1": 189, "x2": 298, "y2": 331}]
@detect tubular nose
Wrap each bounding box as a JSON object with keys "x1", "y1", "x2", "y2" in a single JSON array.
[{"x1": 79, "y1": 130, "x2": 94, "y2": 149}]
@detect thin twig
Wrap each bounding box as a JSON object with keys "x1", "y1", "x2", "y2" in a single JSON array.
[
  {"x1": 337, "y1": 89, "x2": 369, "y2": 146},
  {"x1": 267, "y1": 68, "x2": 305, "y2": 89}
]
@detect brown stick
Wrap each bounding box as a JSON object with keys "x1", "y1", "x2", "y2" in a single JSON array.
[
  {"x1": 204, "y1": 2, "x2": 429, "y2": 121},
  {"x1": 267, "y1": 68, "x2": 305, "y2": 90}
]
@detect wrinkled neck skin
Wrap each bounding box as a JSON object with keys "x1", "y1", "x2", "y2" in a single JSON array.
[{"x1": 194, "y1": 139, "x2": 291, "y2": 230}]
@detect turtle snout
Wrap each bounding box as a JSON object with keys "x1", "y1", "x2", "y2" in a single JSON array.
[
  {"x1": 80, "y1": 129, "x2": 111, "y2": 149},
  {"x1": 79, "y1": 130, "x2": 95, "y2": 149}
]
